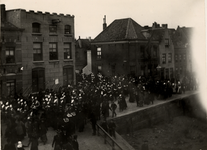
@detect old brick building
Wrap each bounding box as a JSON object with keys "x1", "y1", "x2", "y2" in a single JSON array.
[
  {"x1": 0, "y1": 4, "x2": 76, "y2": 99},
  {"x1": 144, "y1": 22, "x2": 175, "y2": 80},
  {"x1": 91, "y1": 18, "x2": 160, "y2": 78},
  {"x1": 172, "y1": 26, "x2": 193, "y2": 81}
]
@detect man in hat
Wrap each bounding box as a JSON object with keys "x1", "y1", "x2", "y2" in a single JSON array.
[
  {"x1": 89, "y1": 110, "x2": 97, "y2": 135},
  {"x1": 52, "y1": 129, "x2": 63, "y2": 150},
  {"x1": 72, "y1": 135, "x2": 79, "y2": 150},
  {"x1": 110, "y1": 101, "x2": 117, "y2": 117}
]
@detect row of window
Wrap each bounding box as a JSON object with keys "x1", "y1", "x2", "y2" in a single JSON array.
[
  {"x1": 161, "y1": 68, "x2": 174, "y2": 79},
  {"x1": 96, "y1": 46, "x2": 158, "y2": 60},
  {"x1": 175, "y1": 54, "x2": 186, "y2": 62},
  {"x1": 34, "y1": 42, "x2": 72, "y2": 61},
  {"x1": 161, "y1": 53, "x2": 172, "y2": 64},
  {"x1": 4, "y1": 43, "x2": 72, "y2": 63},
  {"x1": 175, "y1": 67, "x2": 186, "y2": 74},
  {"x1": 32, "y1": 23, "x2": 71, "y2": 34}
]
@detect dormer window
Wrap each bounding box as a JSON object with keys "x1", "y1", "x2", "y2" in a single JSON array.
[
  {"x1": 65, "y1": 25, "x2": 71, "y2": 34},
  {"x1": 32, "y1": 22, "x2": 41, "y2": 33}
]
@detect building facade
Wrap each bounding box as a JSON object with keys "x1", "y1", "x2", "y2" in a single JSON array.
[
  {"x1": 0, "y1": 4, "x2": 24, "y2": 100},
  {"x1": 91, "y1": 18, "x2": 160, "y2": 78},
  {"x1": 172, "y1": 26, "x2": 193, "y2": 81},
  {"x1": 0, "y1": 4, "x2": 76, "y2": 99}
]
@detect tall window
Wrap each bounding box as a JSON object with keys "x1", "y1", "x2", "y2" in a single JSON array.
[
  {"x1": 152, "y1": 46, "x2": 158, "y2": 58},
  {"x1": 7, "y1": 80, "x2": 15, "y2": 97},
  {"x1": 49, "y1": 43, "x2": 58, "y2": 60},
  {"x1": 175, "y1": 68, "x2": 178, "y2": 74},
  {"x1": 32, "y1": 68, "x2": 45, "y2": 92},
  {"x1": 140, "y1": 46, "x2": 145, "y2": 58},
  {"x1": 165, "y1": 38, "x2": 169, "y2": 47},
  {"x1": 6, "y1": 47, "x2": 15, "y2": 63},
  {"x1": 32, "y1": 23, "x2": 40, "y2": 33},
  {"x1": 175, "y1": 54, "x2": 178, "y2": 62},
  {"x1": 180, "y1": 67, "x2": 182, "y2": 74},
  {"x1": 170, "y1": 68, "x2": 173, "y2": 79},
  {"x1": 130, "y1": 65, "x2": 135, "y2": 76},
  {"x1": 165, "y1": 68, "x2": 169, "y2": 79},
  {"x1": 168, "y1": 53, "x2": 172, "y2": 63},
  {"x1": 162, "y1": 54, "x2": 166, "y2": 64},
  {"x1": 111, "y1": 65, "x2": 116, "y2": 75},
  {"x1": 98, "y1": 66, "x2": 102, "y2": 72},
  {"x1": 63, "y1": 66, "x2": 73, "y2": 86},
  {"x1": 183, "y1": 54, "x2": 186, "y2": 61},
  {"x1": 179, "y1": 54, "x2": 182, "y2": 62},
  {"x1": 97, "y1": 47, "x2": 101, "y2": 59},
  {"x1": 65, "y1": 25, "x2": 71, "y2": 34},
  {"x1": 33, "y1": 43, "x2": 42, "y2": 61},
  {"x1": 49, "y1": 25, "x2": 57, "y2": 33},
  {"x1": 64, "y1": 43, "x2": 72, "y2": 59}
]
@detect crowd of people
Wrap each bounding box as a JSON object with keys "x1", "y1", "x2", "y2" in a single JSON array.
[{"x1": 1, "y1": 72, "x2": 197, "y2": 150}]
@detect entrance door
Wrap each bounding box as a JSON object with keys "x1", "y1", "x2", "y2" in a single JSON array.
[
  {"x1": 32, "y1": 68, "x2": 45, "y2": 92},
  {"x1": 63, "y1": 66, "x2": 73, "y2": 86}
]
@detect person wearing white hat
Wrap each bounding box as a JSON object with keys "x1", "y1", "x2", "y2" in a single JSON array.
[{"x1": 16, "y1": 141, "x2": 28, "y2": 150}]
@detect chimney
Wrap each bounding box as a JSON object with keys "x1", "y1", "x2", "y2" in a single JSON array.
[
  {"x1": 162, "y1": 24, "x2": 168, "y2": 29},
  {"x1": 78, "y1": 36, "x2": 82, "y2": 48},
  {"x1": 1, "y1": 4, "x2": 6, "y2": 22},
  {"x1": 103, "y1": 15, "x2": 107, "y2": 30}
]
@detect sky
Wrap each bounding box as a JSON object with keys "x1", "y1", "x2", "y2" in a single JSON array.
[
  {"x1": 1, "y1": 0, "x2": 207, "y2": 109},
  {"x1": 1, "y1": 0, "x2": 206, "y2": 39}
]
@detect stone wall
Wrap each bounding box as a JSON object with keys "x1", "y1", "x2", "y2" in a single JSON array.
[{"x1": 112, "y1": 93, "x2": 206, "y2": 135}]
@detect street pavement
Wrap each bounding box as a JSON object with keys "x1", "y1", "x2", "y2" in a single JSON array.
[{"x1": 1, "y1": 91, "x2": 198, "y2": 150}]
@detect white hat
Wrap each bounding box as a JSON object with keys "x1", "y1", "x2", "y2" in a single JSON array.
[{"x1": 17, "y1": 141, "x2": 22, "y2": 148}]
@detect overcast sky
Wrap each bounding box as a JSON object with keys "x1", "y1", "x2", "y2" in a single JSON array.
[{"x1": 1, "y1": 0, "x2": 206, "y2": 39}]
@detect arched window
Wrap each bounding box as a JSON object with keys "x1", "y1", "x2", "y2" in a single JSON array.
[
  {"x1": 64, "y1": 25, "x2": 71, "y2": 34},
  {"x1": 32, "y1": 22, "x2": 41, "y2": 33}
]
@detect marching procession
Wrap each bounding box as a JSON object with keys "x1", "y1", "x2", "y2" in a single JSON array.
[{"x1": 1, "y1": 73, "x2": 197, "y2": 150}]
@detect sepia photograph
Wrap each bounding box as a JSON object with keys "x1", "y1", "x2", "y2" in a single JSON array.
[{"x1": 0, "y1": 0, "x2": 206, "y2": 150}]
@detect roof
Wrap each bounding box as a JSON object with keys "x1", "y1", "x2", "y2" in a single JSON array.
[
  {"x1": 172, "y1": 27, "x2": 193, "y2": 48},
  {"x1": 1, "y1": 21, "x2": 23, "y2": 31},
  {"x1": 93, "y1": 18, "x2": 146, "y2": 42},
  {"x1": 76, "y1": 38, "x2": 91, "y2": 49}
]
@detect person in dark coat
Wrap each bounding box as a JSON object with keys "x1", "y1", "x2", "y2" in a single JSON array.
[
  {"x1": 16, "y1": 141, "x2": 28, "y2": 150},
  {"x1": 72, "y1": 135, "x2": 79, "y2": 150},
  {"x1": 52, "y1": 130, "x2": 63, "y2": 150},
  {"x1": 62, "y1": 137, "x2": 73, "y2": 150},
  {"x1": 100, "y1": 120, "x2": 108, "y2": 133},
  {"x1": 28, "y1": 135, "x2": 39, "y2": 150},
  {"x1": 39, "y1": 119, "x2": 48, "y2": 144},
  {"x1": 108, "y1": 120, "x2": 116, "y2": 138},
  {"x1": 90, "y1": 110, "x2": 97, "y2": 135},
  {"x1": 110, "y1": 101, "x2": 117, "y2": 117}
]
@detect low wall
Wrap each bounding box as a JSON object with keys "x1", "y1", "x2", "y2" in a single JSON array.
[{"x1": 112, "y1": 93, "x2": 206, "y2": 135}]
